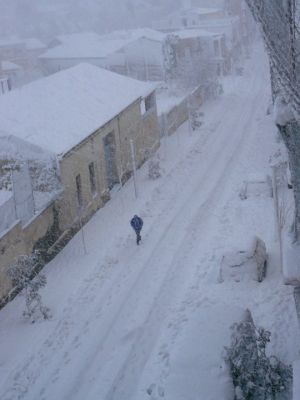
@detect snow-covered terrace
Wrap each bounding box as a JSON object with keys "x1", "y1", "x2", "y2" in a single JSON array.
[{"x1": 0, "y1": 63, "x2": 156, "y2": 156}]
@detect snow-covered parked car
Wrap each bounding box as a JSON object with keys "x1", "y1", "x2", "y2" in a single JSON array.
[{"x1": 239, "y1": 173, "x2": 273, "y2": 200}]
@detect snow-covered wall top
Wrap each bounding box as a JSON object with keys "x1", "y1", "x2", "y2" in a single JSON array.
[{"x1": 0, "y1": 63, "x2": 156, "y2": 155}]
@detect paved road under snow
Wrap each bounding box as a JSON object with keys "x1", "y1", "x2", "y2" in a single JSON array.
[{"x1": 0, "y1": 45, "x2": 299, "y2": 400}]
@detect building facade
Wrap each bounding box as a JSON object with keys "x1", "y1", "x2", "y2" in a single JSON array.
[{"x1": 0, "y1": 64, "x2": 160, "y2": 300}]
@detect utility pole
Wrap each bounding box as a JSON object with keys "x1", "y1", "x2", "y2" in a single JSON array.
[
  {"x1": 130, "y1": 139, "x2": 138, "y2": 199},
  {"x1": 78, "y1": 207, "x2": 87, "y2": 255}
]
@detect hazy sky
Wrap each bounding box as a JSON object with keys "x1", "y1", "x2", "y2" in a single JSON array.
[{"x1": 0, "y1": 0, "x2": 225, "y2": 41}]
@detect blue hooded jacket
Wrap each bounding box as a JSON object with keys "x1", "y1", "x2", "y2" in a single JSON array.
[{"x1": 130, "y1": 215, "x2": 143, "y2": 233}]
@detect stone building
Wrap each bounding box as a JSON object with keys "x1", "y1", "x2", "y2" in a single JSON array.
[
  {"x1": 0, "y1": 37, "x2": 47, "y2": 85},
  {"x1": 0, "y1": 63, "x2": 160, "y2": 299},
  {"x1": 40, "y1": 29, "x2": 167, "y2": 82}
]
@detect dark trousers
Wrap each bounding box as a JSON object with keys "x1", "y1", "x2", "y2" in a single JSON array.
[{"x1": 136, "y1": 232, "x2": 141, "y2": 245}]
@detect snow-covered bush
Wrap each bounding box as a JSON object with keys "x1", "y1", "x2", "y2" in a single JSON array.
[
  {"x1": 273, "y1": 96, "x2": 295, "y2": 128},
  {"x1": 148, "y1": 157, "x2": 162, "y2": 180},
  {"x1": 190, "y1": 110, "x2": 203, "y2": 131},
  {"x1": 225, "y1": 310, "x2": 292, "y2": 400},
  {"x1": 7, "y1": 252, "x2": 51, "y2": 322},
  {"x1": 29, "y1": 158, "x2": 61, "y2": 193}
]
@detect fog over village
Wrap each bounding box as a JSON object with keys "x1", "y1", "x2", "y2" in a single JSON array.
[{"x1": 0, "y1": 1, "x2": 300, "y2": 399}]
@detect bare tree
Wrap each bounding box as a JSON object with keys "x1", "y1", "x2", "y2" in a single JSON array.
[
  {"x1": 8, "y1": 252, "x2": 51, "y2": 322},
  {"x1": 245, "y1": 0, "x2": 300, "y2": 241}
]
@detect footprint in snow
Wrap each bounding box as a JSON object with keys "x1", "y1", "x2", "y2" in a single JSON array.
[{"x1": 146, "y1": 383, "x2": 165, "y2": 398}]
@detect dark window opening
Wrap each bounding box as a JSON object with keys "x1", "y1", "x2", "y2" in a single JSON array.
[
  {"x1": 214, "y1": 40, "x2": 220, "y2": 56},
  {"x1": 89, "y1": 162, "x2": 96, "y2": 195},
  {"x1": 145, "y1": 93, "x2": 155, "y2": 112},
  {"x1": 76, "y1": 174, "x2": 83, "y2": 207}
]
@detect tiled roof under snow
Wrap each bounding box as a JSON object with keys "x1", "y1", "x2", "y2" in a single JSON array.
[{"x1": 0, "y1": 63, "x2": 156, "y2": 156}]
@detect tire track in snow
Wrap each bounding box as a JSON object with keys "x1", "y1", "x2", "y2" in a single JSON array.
[
  {"x1": 98, "y1": 70, "x2": 265, "y2": 400},
  {"x1": 62, "y1": 66, "x2": 264, "y2": 400}
]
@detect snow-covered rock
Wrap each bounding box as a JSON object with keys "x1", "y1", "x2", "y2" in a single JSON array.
[{"x1": 273, "y1": 96, "x2": 295, "y2": 127}]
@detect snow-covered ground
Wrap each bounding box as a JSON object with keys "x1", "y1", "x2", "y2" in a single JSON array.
[{"x1": 0, "y1": 44, "x2": 299, "y2": 400}]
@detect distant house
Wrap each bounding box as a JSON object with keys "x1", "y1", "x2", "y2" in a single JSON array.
[
  {"x1": 171, "y1": 29, "x2": 227, "y2": 77},
  {"x1": 153, "y1": 7, "x2": 242, "y2": 72},
  {"x1": 0, "y1": 76, "x2": 11, "y2": 95},
  {"x1": 0, "y1": 37, "x2": 47, "y2": 85},
  {"x1": 153, "y1": 7, "x2": 226, "y2": 31},
  {"x1": 101, "y1": 29, "x2": 167, "y2": 81},
  {"x1": 0, "y1": 61, "x2": 23, "y2": 89},
  {"x1": 47, "y1": 32, "x2": 104, "y2": 48},
  {"x1": 191, "y1": 16, "x2": 241, "y2": 65},
  {"x1": 40, "y1": 29, "x2": 167, "y2": 82},
  {"x1": 0, "y1": 37, "x2": 46, "y2": 67},
  {"x1": 39, "y1": 33, "x2": 126, "y2": 75}
]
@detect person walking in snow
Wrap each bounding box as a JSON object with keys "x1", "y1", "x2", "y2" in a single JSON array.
[{"x1": 130, "y1": 215, "x2": 143, "y2": 245}]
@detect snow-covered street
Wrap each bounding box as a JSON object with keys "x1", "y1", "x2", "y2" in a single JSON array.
[{"x1": 0, "y1": 44, "x2": 299, "y2": 400}]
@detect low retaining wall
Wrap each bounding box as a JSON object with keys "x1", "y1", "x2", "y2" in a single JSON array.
[{"x1": 159, "y1": 85, "x2": 204, "y2": 137}]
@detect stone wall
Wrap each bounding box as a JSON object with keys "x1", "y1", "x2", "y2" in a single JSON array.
[
  {"x1": 0, "y1": 202, "x2": 55, "y2": 299},
  {"x1": 159, "y1": 85, "x2": 204, "y2": 137},
  {"x1": 57, "y1": 94, "x2": 160, "y2": 231}
]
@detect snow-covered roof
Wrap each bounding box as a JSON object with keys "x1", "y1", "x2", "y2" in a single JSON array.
[
  {"x1": 40, "y1": 39, "x2": 128, "y2": 60},
  {"x1": 100, "y1": 28, "x2": 166, "y2": 43},
  {"x1": 0, "y1": 37, "x2": 23, "y2": 48},
  {"x1": 24, "y1": 38, "x2": 46, "y2": 50},
  {"x1": 173, "y1": 29, "x2": 222, "y2": 39},
  {"x1": 0, "y1": 63, "x2": 156, "y2": 156},
  {"x1": 41, "y1": 29, "x2": 166, "y2": 60},
  {"x1": 0, "y1": 61, "x2": 21, "y2": 71},
  {"x1": 0, "y1": 37, "x2": 46, "y2": 50},
  {"x1": 56, "y1": 32, "x2": 103, "y2": 45},
  {"x1": 0, "y1": 135, "x2": 54, "y2": 161}
]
